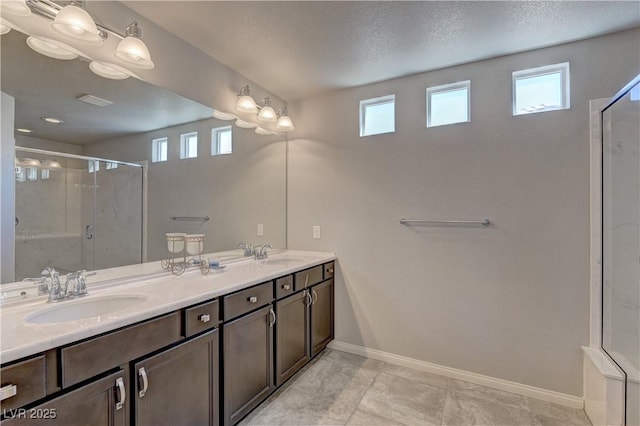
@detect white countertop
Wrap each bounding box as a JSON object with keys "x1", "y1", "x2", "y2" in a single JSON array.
[{"x1": 0, "y1": 250, "x2": 335, "y2": 364}]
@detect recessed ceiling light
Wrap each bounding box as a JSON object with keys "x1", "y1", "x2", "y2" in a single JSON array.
[
  {"x1": 41, "y1": 117, "x2": 64, "y2": 124},
  {"x1": 89, "y1": 61, "x2": 131, "y2": 80},
  {"x1": 76, "y1": 94, "x2": 114, "y2": 107},
  {"x1": 26, "y1": 36, "x2": 79, "y2": 60},
  {"x1": 16, "y1": 128, "x2": 32, "y2": 133}
]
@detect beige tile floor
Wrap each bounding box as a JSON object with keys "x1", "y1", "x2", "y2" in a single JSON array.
[{"x1": 240, "y1": 349, "x2": 591, "y2": 426}]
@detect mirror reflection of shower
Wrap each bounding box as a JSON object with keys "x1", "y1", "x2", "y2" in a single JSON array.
[{"x1": 14, "y1": 147, "x2": 144, "y2": 281}]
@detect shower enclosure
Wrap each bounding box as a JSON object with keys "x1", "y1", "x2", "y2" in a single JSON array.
[
  {"x1": 14, "y1": 147, "x2": 144, "y2": 281},
  {"x1": 601, "y1": 75, "x2": 640, "y2": 426}
]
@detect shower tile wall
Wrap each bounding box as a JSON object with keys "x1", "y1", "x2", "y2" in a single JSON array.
[{"x1": 14, "y1": 167, "x2": 82, "y2": 280}]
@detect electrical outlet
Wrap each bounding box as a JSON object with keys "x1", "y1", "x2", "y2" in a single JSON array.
[
  {"x1": 313, "y1": 225, "x2": 321, "y2": 239},
  {"x1": 257, "y1": 224, "x2": 264, "y2": 236}
]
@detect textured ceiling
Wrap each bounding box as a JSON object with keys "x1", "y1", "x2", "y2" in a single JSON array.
[{"x1": 123, "y1": 1, "x2": 640, "y2": 101}]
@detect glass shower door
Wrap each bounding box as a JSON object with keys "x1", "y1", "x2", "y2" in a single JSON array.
[{"x1": 602, "y1": 78, "x2": 640, "y2": 426}]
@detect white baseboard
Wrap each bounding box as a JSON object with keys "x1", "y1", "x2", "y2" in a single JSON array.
[{"x1": 328, "y1": 340, "x2": 583, "y2": 409}]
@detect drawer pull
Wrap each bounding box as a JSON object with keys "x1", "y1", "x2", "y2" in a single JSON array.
[
  {"x1": 248, "y1": 296, "x2": 258, "y2": 304},
  {"x1": 269, "y1": 308, "x2": 276, "y2": 328},
  {"x1": 199, "y1": 314, "x2": 211, "y2": 323},
  {"x1": 138, "y1": 367, "x2": 148, "y2": 398},
  {"x1": 115, "y1": 377, "x2": 126, "y2": 410},
  {"x1": 327, "y1": 268, "x2": 334, "y2": 274},
  {"x1": 0, "y1": 384, "x2": 17, "y2": 401},
  {"x1": 282, "y1": 284, "x2": 291, "y2": 291}
]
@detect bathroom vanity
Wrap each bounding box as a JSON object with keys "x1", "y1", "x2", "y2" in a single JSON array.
[{"x1": 0, "y1": 251, "x2": 335, "y2": 426}]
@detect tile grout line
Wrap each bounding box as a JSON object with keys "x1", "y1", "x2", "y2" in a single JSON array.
[{"x1": 342, "y1": 366, "x2": 381, "y2": 425}]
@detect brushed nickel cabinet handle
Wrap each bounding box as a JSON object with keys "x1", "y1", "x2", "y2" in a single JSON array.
[
  {"x1": 0, "y1": 384, "x2": 17, "y2": 401},
  {"x1": 199, "y1": 314, "x2": 211, "y2": 323},
  {"x1": 138, "y1": 367, "x2": 148, "y2": 398},
  {"x1": 327, "y1": 268, "x2": 334, "y2": 274},
  {"x1": 248, "y1": 296, "x2": 258, "y2": 303},
  {"x1": 269, "y1": 308, "x2": 276, "y2": 328},
  {"x1": 282, "y1": 284, "x2": 291, "y2": 291},
  {"x1": 312, "y1": 289, "x2": 318, "y2": 305},
  {"x1": 304, "y1": 290, "x2": 313, "y2": 306},
  {"x1": 304, "y1": 275, "x2": 309, "y2": 287},
  {"x1": 115, "y1": 377, "x2": 126, "y2": 410}
]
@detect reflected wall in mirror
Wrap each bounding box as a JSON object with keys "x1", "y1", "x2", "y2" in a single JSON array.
[{"x1": 1, "y1": 28, "x2": 287, "y2": 283}]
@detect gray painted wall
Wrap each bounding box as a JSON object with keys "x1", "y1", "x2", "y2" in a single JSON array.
[{"x1": 287, "y1": 29, "x2": 640, "y2": 396}]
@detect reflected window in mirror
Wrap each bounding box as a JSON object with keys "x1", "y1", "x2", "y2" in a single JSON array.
[
  {"x1": 106, "y1": 161, "x2": 118, "y2": 170},
  {"x1": 180, "y1": 132, "x2": 198, "y2": 159},
  {"x1": 88, "y1": 160, "x2": 100, "y2": 173},
  {"x1": 212, "y1": 126, "x2": 232, "y2": 156},
  {"x1": 152, "y1": 137, "x2": 168, "y2": 163}
]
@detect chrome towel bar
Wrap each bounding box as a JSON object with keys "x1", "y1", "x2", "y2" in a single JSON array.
[
  {"x1": 170, "y1": 216, "x2": 210, "y2": 222},
  {"x1": 399, "y1": 218, "x2": 490, "y2": 227}
]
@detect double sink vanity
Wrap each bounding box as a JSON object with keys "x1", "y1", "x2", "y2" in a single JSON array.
[{"x1": 0, "y1": 250, "x2": 336, "y2": 426}]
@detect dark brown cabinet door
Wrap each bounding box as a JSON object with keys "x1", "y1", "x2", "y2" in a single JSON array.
[
  {"x1": 223, "y1": 305, "x2": 274, "y2": 426},
  {"x1": 133, "y1": 330, "x2": 219, "y2": 426},
  {"x1": 1, "y1": 370, "x2": 127, "y2": 426},
  {"x1": 275, "y1": 291, "x2": 309, "y2": 386},
  {"x1": 310, "y1": 279, "x2": 334, "y2": 357}
]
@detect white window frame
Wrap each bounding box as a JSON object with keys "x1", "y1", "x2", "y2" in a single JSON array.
[
  {"x1": 180, "y1": 132, "x2": 198, "y2": 159},
  {"x1": 512, "y1": 62, "x2": 570, "y2": 116},
  {"x1": 152, "y1": 137, "x2": 168, "y2": 163},
  {"x1": 211, "y1": 126, "x2": 233, "y2": 156},
  {"x1": 105, "y1": 161, "x2": 118, "y2": 170},
  {"x1": 88, "y1": 159, "x2": 99, "y2": 174},
  {"x1": 426, "y1": 80, "x2": 471, "y2": 128},
  {"x1": 359, "y1": 94, "x2": 396, "y2": 137}
]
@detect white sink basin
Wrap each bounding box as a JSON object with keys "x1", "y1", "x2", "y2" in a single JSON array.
[{"x1": 26, "y1": 294, "x2": 148, "y2": 324}]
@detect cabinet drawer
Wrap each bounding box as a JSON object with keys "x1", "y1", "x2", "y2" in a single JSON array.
[
  {"x1": 275, "y1": 275, "x2": 294, "y2": 300},
  {"x1": 61, "y1": 312, "x2": 181, "y2": 387},
  {"x1": 0, "y1": 355, "x2": 46, "y2": 411},
  {"x1": 185, "y1": 299, "x2": 220, "y2": 337},
  {"x1": 323, "y1": 262, "x2": 335, "y2": 279},
  {"x1": 294, "y1": 265, "x2": 323, "y2": 291},
  {"x1": 224, "y1": 281, "x2": 273, "y2": 321}
]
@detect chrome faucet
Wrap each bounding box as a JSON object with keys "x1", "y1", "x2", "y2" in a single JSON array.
[
  {"x1": 47, "y1": 269, "x2": 95, "y2": 303},
  {"x1": 22, "y1": 268, "x2": 53, "y2": 296},
  {"x1": 238, "y1": 242, "x2": 254, "y2": 257},
  {"x1": 255, "y1": 244, "x2": 273, "y2": 260}
]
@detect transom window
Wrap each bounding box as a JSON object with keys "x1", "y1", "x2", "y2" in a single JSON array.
[
  {"x1": 152, "y1": 137, "x2": 168, "y2": 163},
  {"x1": 211, "y1": 126, "x2": 232, "y2": 156},
  {"x1": 512, "y1": 62, "x2": 570, "y2": 115},
  {"x1": 180, "y1": 132, "x2": 198, "y2": 159},
  {"x1": 426, "y1": 80, "x2": 470, "y2": 128},
  {"x1": 359, "y1": 95, "x2": 396, "y2": 137}
]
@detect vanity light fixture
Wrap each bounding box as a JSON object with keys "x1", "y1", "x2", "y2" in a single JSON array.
[
  {"x1": 254, "y1": 127, "x2": 272, "y2": 135},
  {"x1": 88, "y1": 61, "x2": 131, "y2": 80},
  {"x1": 236, "y1": 86, "x2": 258, "y2": 114},
  {"x1": 1, "y1": 0, "x2": 31, "y2": 16},
  {"x1": 114, "y1": 21, "x2": 154, "y2": 69},
  {"x1": 0, "y1": 22, "x2": 10, "y2": 34},
  {"x1": 235, "y1": 118, "x2": 257, "y2": 129},
  {"x1": 257, "y1": 97, "x2": 277, "y2": 122},
  {"x1": 212, "y1": 110, "x2": 237, "y2": 121},
  {"x1": 275, "y1": 107, "x2": 295, "y2": 132},
  {"x1": 41, "y1": 116, "x2": 64, "y2": 124},
  {"x1": 235, "y1": 85, "x2": 295, "y2": 132},
  {"x1": 19, "y1": 0, "x2": 155, "y2": 79},
  {"x1": 51, "y1": 3, "x2": 102, "y2": 45},
  {"x1": 26, "y1": 35, "x2": 79, "y2": 60}
]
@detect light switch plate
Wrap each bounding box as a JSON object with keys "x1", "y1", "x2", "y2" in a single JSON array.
[
  {"x1": 257, "y1": 224, "x2": 264, "y2": 236},
  {"x1": 313, "y1": 225, "x2": 321, "y2": 239}
]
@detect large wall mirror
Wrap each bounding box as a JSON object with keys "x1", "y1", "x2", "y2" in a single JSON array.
[{"x1": 1, "y1": 28, "x2": 287, "y2": 283}]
